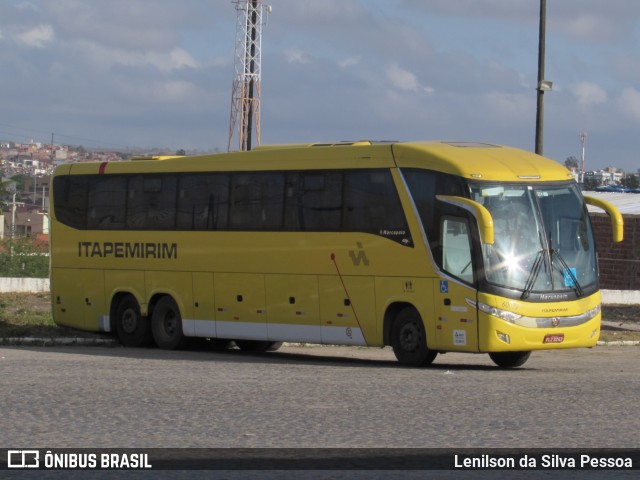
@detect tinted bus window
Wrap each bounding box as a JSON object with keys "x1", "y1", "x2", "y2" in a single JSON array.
[
  {"x1": 127, "y1": 176, "x2": 177, "y2": 230},
  {"x1": 343, "y1": 171, "x2": 406, "y2": 233},
  {"x1": 177, "y1": 174, "x2": 230, "y2": 230},
  {"x1": 53, "y1": 175, "x2": 88, "y2": 230},
  {"x1": 303, "y1": 172, "x2": 343, "y2": 231},
  {"x1": 229, "y1": 173, "x2": 285, "y2": 230},
  {"x1": 87, "y1": 176, "x2": 127, "y2": 230}
]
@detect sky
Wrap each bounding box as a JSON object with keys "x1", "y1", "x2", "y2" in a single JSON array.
[{"x1": 0, "y1": 0, "x2": 639, "y2": 171}]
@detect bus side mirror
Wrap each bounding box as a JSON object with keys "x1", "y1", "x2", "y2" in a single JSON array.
[
  {"x1": 584, "y1": 196, "x2": 624, "y2": 243},
  {"x1": 436, "y1": 195, "x2": 494, "y2": 245}
]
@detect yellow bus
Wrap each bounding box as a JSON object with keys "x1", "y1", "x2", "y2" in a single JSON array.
[{"x1": 49, "y1": 141, "x2": 623, "y2": 367}]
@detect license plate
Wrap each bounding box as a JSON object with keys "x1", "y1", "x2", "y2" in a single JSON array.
[{"x1": 544, "y1": 334, "x2": 565, "y2": 344}]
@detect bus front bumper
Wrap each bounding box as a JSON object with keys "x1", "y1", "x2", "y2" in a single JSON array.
[{"x1": 478, "y1": 312, "x2": 601, "y2": 352}]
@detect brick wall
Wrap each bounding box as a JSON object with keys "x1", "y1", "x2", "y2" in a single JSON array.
[{"x1": 590, "y1": 213, "x2": 640, "y2": 290}]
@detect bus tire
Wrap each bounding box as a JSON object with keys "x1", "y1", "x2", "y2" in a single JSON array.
[
  {"x1": 235, "y1": 340, "x2": 283, "y2": 352},
  {"x1": 489, "y1": 351, "x2": 531, "y2": 368},
  {"x1": 391, "y1": 307, "x2": 437, "y2": 367},
  {"x1": 151, "y1": 296, "x2": 188, "y2": 350},
  {"x1": 115, "y1": 295, "x2": 152, "y2": 347}
]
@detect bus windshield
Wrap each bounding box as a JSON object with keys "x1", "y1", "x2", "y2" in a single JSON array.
[{"x1": 469, "y1": 182, "x2": 597, "y2": 298}]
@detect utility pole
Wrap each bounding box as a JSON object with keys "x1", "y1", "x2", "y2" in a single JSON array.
[
  {"x1": 535, "y1": 0, "x2": 552, "y2": 155},
  {"x1": 228, "y1": 1, "x2": 271, "y2": 152}
]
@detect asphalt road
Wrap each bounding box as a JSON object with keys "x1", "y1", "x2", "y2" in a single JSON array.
[{"x1": 1, "y1": 344, "x2": 638, "y2": 479}]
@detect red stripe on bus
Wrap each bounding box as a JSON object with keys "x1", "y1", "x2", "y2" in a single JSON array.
[{"x1": 98, "y1": 162, "x2": 108, "y2": 174}]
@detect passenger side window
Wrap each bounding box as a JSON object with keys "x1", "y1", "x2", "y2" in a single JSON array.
[
  {"x1": 304, "y1": 172, "x2": 343, "y2": 230},
  {"x1": 229, "y1": 173, "x2": 285, "y2": 230},
  {"x1": 343, "y1": 171, "x2": 409, "y2": 244},
  {"x1": 127, "y1": 176, "x2": 177, "y2": 230},
  {"x1": 442, "y1": 217, "x2": 474, "y2": 284},
  {"x1": 87, "y1": 176, "x2": 127, "y2": 230},
  {"x1": 403, "y1": 169, "x2": 468, "y2": 268},
  {"x1": 177, "y1": 174, "x2": 229, "y2": 230},
  {"x1": 53, "y1": 175, "x2": 88, "y2": 229}
]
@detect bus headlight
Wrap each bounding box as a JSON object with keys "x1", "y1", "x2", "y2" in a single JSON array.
[
  {"x1": 478, "y1": 302, "x2": 522, "y2": 323},
  {"x1": 479, "y1": 302, "x2": 601, "y2": 328}
]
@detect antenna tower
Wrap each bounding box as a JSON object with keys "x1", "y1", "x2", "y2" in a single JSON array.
[
  {"x1": 580, "y1": 132, "x2": 587, "y2": 184},
  {"x1": 228, "y1": 0, "x2": 270, "y2": 152}
]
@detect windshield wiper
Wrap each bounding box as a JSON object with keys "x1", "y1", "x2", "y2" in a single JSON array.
[
  {"x1": 546, "y1": 228, "x2": 585, "y2": 298},
  {"x1": 521, "y1": 250, "x2": 545, "y2": 300},
  {"x1": 552, "y1": 248, "x2": 585, "y2": 298}
]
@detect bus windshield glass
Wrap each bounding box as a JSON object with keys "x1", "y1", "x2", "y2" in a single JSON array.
[{"x1": 469, "y1": 182, "x2": 597, "y2": 297}]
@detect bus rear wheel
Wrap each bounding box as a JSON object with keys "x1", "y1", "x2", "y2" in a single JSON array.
[
  {"x1": 115, "y1": 295, "x2": 152, "y2": 347},
  {"x1": 391, "y1": 307, "x2": 437, "y2": 367},
  {"x1": 489, "y1": 351, "x2": 531, "y2": 368},
  {"x1": 151, "y1": 296, "x2": 188, "y2": 350}
]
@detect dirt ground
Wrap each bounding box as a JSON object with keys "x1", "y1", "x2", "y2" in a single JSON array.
[{"x1": 602, "y1": 305, "x2": 640, "y2": 323}]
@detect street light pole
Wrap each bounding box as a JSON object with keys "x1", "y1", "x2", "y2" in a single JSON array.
[{"x1": 535, "y1": 0, "x2": 547, "y2": 155}]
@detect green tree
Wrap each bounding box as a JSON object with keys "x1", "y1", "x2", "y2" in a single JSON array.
[
  {"x1": 0, "y1": 239, "x2": 49, "y2": 277},
  {"x1": 0, "y1": 178, "x2": 13, "y2": 210},
  {"x1": 622, "y1": 174, "x2": 639, "y2": 189},
  {"x1": 10, "y1": 174, "x2": 30, "y2": 193},
  {"x1": 583, "y1": 178, "x2": 599, "y2": 191},
  {"x1": 565, "y1": 156, "x2": 579, "y2": 171}
]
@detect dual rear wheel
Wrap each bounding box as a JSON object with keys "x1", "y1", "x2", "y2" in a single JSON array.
[
  {"x1": 114, "y1": 295, "x2": 152, "y2": 347},
  {"x1": 113, "y1": 294, "x2": 281, "y2": 352},
  {"x1": 113, "y1": 294, "x2": 186, "y2": 349}
]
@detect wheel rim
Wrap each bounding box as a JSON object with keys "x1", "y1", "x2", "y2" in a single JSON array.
[
  {"x1": 399, "y1": 321, "x2": 421, "y2": 352},
  {"x1": 161, "y1": 310, "x2": 178, "y2": 337},
  {"x1": 121, "y1": 308, "x2": 137, "y2": 334}
]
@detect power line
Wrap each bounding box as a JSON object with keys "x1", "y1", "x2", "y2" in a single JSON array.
[{"x1": 0, "y1": 121, "x2": 132, "y2": 150}]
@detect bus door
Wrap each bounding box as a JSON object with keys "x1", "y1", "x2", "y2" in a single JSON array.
[{"x1": 434, "y1": 216, "x2": 479, "y2": 351}]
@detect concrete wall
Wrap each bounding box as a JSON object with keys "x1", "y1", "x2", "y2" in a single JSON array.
[{"x1": 0, "y1": 277, "x2": 49, "y2": 293}]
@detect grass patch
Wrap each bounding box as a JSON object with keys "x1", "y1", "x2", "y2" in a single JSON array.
[
  {"x1": 0, "y1": 292, "x2": 107, "y2": 339},
  {"x1": 0, "y1": 292, "x2": 54, "y2": 337},
  {"x1": 598, "y1": 330, "x2": 640, "y2": 343}
]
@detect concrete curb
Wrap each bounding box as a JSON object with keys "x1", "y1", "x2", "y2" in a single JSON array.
[
  {"x1": 1, "y1": 337, "x2": 638, "y2": 347},
  {"x1": 0, "y1": 337, "x2": 119, "y2": 347},
  {"x1": 601, "y1": 320, "x2": 640, "y2": 332},
  {"x1": 597, "y1": 340, "x2": 640, "y2": 346}
]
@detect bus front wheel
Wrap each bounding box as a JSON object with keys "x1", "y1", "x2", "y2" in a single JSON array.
[
  {"x1": 489, "y1": 351, "x2": 531, "y2": 368},
  {"x1": 115, "y1": 295, "x2": 152, "y2": 347},
  {"x1": 391, "y1": 307, "x2": 437, "y2": 367},
  {"x1": 151, "y1": 296, "x2": 188, "y2": 350}
]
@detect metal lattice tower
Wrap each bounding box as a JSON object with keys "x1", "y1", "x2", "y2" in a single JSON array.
[{"x1": 228, "y1": 0, "x2": 269, "y2": 152}]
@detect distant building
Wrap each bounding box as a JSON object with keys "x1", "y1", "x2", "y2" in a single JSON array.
[
  {"x1": 584, "y1": 168, "x2": 624, "y2": 186},
  {"x1": 2, "y1": 208, "x2": 49, "y2": 239}
]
